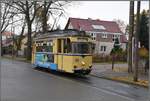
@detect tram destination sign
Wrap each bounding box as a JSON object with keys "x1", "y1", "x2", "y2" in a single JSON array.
[{"x1": 77, "y1": 37, "x2": 88, "y2": 42}]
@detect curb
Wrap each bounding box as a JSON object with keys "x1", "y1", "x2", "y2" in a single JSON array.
[
  {"x1": 90, "y1": 73, "x2": 148, "y2": 88},
  {"x1": 2, "y1": 56, "x2": 31, "y2": 63},
  {"x1": 2, "y1": 57, "x2": 148, "y2": 88}
]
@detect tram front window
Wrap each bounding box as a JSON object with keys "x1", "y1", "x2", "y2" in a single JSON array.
[{"x1": 72, "y1": 42, "x2": 91, "y2": 54}]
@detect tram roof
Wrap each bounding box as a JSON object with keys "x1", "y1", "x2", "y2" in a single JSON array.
[{"x1": 33, "y1": 29, "x2": 90, "y2": 41}]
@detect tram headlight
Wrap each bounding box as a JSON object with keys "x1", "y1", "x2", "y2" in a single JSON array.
[
  {"x1": 81, "y1": 61, "x2": 85, "y2": 66},
  {"x1": 89, "y1": 65, "x2": 92, "y2": 68}
]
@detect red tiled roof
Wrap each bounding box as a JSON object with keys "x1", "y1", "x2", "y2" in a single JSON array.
[
  {"x1": 2, "y1": 38, "x2": 13, "y2": 46},
  {"x1": 2, "y1": 31, "x2": 14, "y2": 36},
  {"x1": 66, "y1": 17, "x2": 123, "y2": 33},
  {"x1": 120, "y1": 34, "x2": 128, "y2": 43}
]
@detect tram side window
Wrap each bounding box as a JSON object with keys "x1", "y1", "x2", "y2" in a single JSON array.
[
  {"x1": 64, "y1": 39, "x2": 71, "y2": 53},
  {"x1": 67, "y1": 39, "x2": 71, "y2": 53},
  {"x1": 36, "y1": 46, "x2": 43, "y2": 52},
  {"x1": 36, "y1": 43, "x2": 53, "y2": 52},
  {"x1": 43, "y1": 44, "x2": 50, "y2": 52},
  {"x1": 39, "y1": 54, "x2": 54, "y2": 62},
  {"x1": 43, "y1": 44, "x2": 47, "y2": 52},
  {"x1": 58, "y1": 39, "x2": 61, "y2": 53},
  {"x1": 49, "y1": 46, "x2": 53, "y2": 52},
  {"x1": 57, "y1": 39, "x2": 71, "y2": 53},
  {"x1": 47, "y1": 54, "x2": 54, "y2": 62},
  {"x1": 45, "y1": 43, "x2": 53, "y2": 52}
]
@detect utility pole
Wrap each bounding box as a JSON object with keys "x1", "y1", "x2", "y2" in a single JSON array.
[
  {"x1": 128, "y1": 1, "x2": 134, "y2": 73},
  {"x1": 134, "y1": 1, "x2": 141, "y2": 82},
  {"x1": 0, "y1": 3, "x2": 1, "y2": 100},
  {"x1": 0, "y1": 2, "x2": 2, "y2": 57},
  {"x1": 11, "y1": 15, "x2": 15, "y2": 59},
  {"x1": 148, "y1": 1, "x2": 150, "y2": 94}
]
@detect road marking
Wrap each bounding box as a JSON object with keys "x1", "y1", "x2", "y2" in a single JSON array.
[
  {"x1": 103, "y1": 86, "x2": 130, "y2": 95},
  {"x1": 117, "y1": 83, "x2": 131, "y2": 88},
  {"x1": 82, "y1": 85, "x2": 135, "y2": 101},
  {"x1": 35, "y1": 69, "x2": 135, "y2": 101}
]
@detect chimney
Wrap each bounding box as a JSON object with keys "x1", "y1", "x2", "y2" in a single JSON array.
[
  {"x1": 96, "y1": 19, "x2": 100, "y2": 21},
  {"x1": 88, "y1": 18, "x2": 92, "y2": 20}
]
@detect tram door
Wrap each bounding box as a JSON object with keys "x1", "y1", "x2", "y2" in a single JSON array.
[{"x1": 57, "y1": 38, "x2": 71, "y2": 71}]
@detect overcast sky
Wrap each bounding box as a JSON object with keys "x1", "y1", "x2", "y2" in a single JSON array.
[
  {"x1": 58, "y1": 1, "x2": 149, "y2": 29},
  {"x1": 7, "y1": 1, "x2": 149, "y2": 34}
]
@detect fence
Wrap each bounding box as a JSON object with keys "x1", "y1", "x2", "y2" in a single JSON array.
[{"x1": 93, "y1": 54, "x2": 127, "y2": 63}]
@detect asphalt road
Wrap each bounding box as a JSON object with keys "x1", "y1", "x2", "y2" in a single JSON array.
[{"x1": 1, "y1": 59, "x2": 149, "y2": 101}]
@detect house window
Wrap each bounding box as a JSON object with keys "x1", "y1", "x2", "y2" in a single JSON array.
[
  {"x1": 102, "y1": 34, "x2": 107, "y2": 38},
  {"x1": 112, "y1": 34, "x2": 120, "y2": 41},
  {"x1": 90, "y1": 33, "x2": 96, "y2": 40},
  {"x1": 92, "y1": 37, "x2": 96, "y2": 40},
  {"x1": 112, "y1": 35, "x2": 115, "y2": 41},
  {"x1": 90, "y1": 33, "x2": 96, "y2": 37},
  {"x1": 93, "y1": 33, "x2": 96, "y2": 37},
  {"x1": 100, "y1": 46, "x2": 107, "y2": 52}
]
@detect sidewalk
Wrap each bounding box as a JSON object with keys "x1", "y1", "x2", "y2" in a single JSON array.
[
  {"x1": 2, "y1": 55, "x2": 149, "y2": 88},
  {"x1": 2, "y1": 55, "x2": 30, "y2": 63},
  {"x1": 91, "y1": 63, "x2": 149, "y2": 88}
]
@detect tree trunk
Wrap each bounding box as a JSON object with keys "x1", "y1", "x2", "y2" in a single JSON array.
[
  {"x1": 112, "y1": 55, "x2": 115, "y2": 70},
  {"x1": 18, "y1": 22, "x2": 26, "y2": 51},
  {"x1": 0, "y1": 36, "x2": 2, "y2": 56},
  {"x1": 134, "y1": 1, "x2": 141, "y2": 82},
  {"x1": 42, "y1": 1, "x2": 47, "y2": 33},
  {"x1": 27, "y1": 23, "x2": 32, "y2": 60},
  {"x1": 0, "y1": 3, "x2": 3, "y2": 56},
  {"x1": 128, "y1": 1, "x2": 134, "y2": 73},
  {"x1": 26, "y1": 1, "x2": 32, "y2": 60}
]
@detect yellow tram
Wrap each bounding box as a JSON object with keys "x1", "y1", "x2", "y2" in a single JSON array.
[{"x1": 32, "y1": 29, "x2": 93, "y2": 75}]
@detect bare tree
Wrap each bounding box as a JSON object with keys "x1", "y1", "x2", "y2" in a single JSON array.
[
  {"x1": 8, "y1": 1, "x2": 42, "y2": 60},
  {"x1": 13, "y1": 19, "x2": 26, "y2": 53},
  {"x1": 0, "y1": 1, "x2": 21, "y2": 56},
  {"x1": 0, "y1": 2, "x2": 15, "y2": 33},
  {"x1": 35, "y1": 1, "x2": 70, "y2": 32},
  {"x1": 5, "y1": 1, "x2": 71, "y2": 60},
  {"x1": 113, "y1": 19, "x2": 127, "y2": 33}
]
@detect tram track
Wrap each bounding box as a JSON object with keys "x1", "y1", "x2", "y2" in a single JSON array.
[{"x1": 34, "y1": 68, "x2": 148, "y2": 101}]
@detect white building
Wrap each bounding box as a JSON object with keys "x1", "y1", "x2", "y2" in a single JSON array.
[{"x1": 65, "y1": 17, "x2": 127, "y2": 55}]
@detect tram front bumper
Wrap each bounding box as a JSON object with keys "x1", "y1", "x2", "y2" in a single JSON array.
[{"x1": 73, "y1": 68, "x2": 92, "y2": 75}]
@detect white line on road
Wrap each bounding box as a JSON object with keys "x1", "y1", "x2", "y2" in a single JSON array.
[{"x1": 35, "y1": 69, "x2": 135, "y2": 101}]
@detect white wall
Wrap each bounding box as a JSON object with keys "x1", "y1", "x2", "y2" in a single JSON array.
[
  {"x1": 68, "y1": 23, "x2": 73, "y2": 29},
  {"x1": 94, "y1": 41, "x2": 114, "y2": 55}
]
